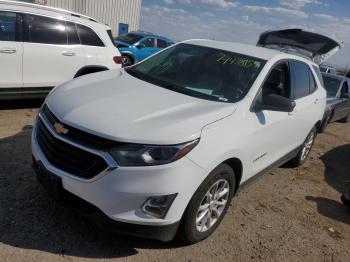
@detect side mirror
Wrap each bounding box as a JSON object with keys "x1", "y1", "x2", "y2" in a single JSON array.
[
  {"x1": 136, "y1": 44, "x2": 145, "y2": 49},
  {"x1": 254, "y1": 94, "x2": 296, "y2": 112}
]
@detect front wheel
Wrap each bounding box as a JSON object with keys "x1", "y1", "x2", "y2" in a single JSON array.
[
  {"x1": 122, "y1": 55, "x2": 133, "y2": 67},
  {"x1": 179, "y1": 163, "x2": 235, "y2": 244},
  {"x1": 288, "y1": 126, "x2": 317, "y2": 167}
]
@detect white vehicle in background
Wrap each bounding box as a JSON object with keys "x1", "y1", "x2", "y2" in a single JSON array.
[
  {"x1": 0, "y1": 0, "x2": 122, "y2": 99},
  {"x1": 32, "y1": 29, "x2": 339, "y2": 243}
]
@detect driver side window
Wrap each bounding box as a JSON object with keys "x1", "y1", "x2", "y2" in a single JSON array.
[
  {"x1": 261, "y1": 62, "x2": 291, "y2": 103},
  {"x1": 141, "y1": 38, "x2": 155, "y2": 48}
]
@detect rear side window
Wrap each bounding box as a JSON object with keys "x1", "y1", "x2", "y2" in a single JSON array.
[
  {"x1": 76, "y1": 24, "x2": 104, "y2": 47},
  {"x1": 0, "y1": 11, "x2": 16, "y2": 41},
  {"x1": 291, "y1": 61, "x2": 312, "y2": 99},
  {"x1": 66, "y1": 21, "x2": 80, "y2": 45},
  {"x1": 23, "y1": 14, "x2": 67, "y2": 45},
  {"x1": 157, "y1": 39, "x2": 168, "y2": 48}
]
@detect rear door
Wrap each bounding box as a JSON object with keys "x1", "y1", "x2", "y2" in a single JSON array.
[
  {"x1": 22, "y1": 13, "x2": 85, "y2": 89},
  {"x1": 289, "y1": 60, "x2": 324, "y2": 144},
  {"x1": 0, "y1": 10, "x2": 23, "y2": 89}
]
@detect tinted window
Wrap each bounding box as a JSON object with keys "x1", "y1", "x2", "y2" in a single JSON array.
[
  {"x1": 157, "y1": 39, "x2": 168, "y2": 48},
  {"x1": 126, "y1": 44, "x2": 266, "y2": 103},
  {"x1": 66, "y1": 21, "x2": 80, "y2": 45},
  {"x1": 76, "y1": 24, "x2": 104, "y2": 47},
  {"x1": 261, "y1": 62, "x2": 291, "y2": 101},
  {"x1": 322, "y1": 75, "x2": 341, "y2": 97},
  {"x1": 291, "y1": 61, "x2": 310, "y2": 99},
  {"x1": 0, "y1": 11, "x2": 16, "y2": 41},
  {"x1": 142, "y1": 38, "x2": 155, "y2": 47},
  {"x1": 23, "y1": 14, "x2": 67, "y2": 45},
  {"x1": 341, "y1": 81, "x2": 349, "y2": 95}
]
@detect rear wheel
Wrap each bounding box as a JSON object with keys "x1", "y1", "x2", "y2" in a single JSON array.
[
  {"x1": 288, "y1": 126, "x2": 317, "y2": 167},
  {"x1": 179, "y1": 163, "x2": 235, "y2": 244}
]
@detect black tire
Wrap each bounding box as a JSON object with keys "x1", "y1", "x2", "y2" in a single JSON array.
[
  {"x1": 179, "y1": 163, "x2": 235, "y2": 244},
  {"x1": 341, "y1": 194, "x2": 350, "y2": 208},
  {"x1": 288, "y1": 126, "x2": 317, "y2": 167},
  {"x1": 339, "y1": 114, "x2": 349, "y2": 123},
  {"x1": 122, "y1": 55, "x2": 134, "y2": 67},
  {"x1": 319, "y1": 112, "x2": 331, "y2": 133}
]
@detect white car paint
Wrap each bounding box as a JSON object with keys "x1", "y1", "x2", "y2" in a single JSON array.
[
  {"x1": 0, "y1": 0, "x2": 121, "y2": 97},
  {"x1": 32, "y1": 39, "x2": 328, "y2": 239}
]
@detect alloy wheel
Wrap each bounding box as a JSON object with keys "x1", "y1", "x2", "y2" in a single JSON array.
[
  {"x1": 300, "y1": 131, "x2": 315, "y2": 161},
  {"x1": 195, "y1": 179, "x2": 230, "y2": 232}
]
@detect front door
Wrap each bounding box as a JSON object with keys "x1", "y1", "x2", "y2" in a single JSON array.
[
  {"x1": 136, "y1": 37, "x2": 157, "y2": 61},
  {"x1": 250, "y1": 61, "x2": 298, "y2": 177}
]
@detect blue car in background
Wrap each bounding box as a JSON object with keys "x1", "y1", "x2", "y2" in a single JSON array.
[{"x1": 114, "y1": 31, "x2": 174, "y2": 66}]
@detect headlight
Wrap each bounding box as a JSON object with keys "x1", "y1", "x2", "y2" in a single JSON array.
[{"x1": 110, "y1": 139, "x2": 199, "y2": 166}]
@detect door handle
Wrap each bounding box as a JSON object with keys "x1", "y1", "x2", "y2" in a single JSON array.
[
  {"x1": 314, "y1": 98, "x2": 319, "y2": 104},
  {"x1": 0, "y1": 48, "x2": 16, "y2": 54},
  {"x1": 62, "y1": 51, "x2": 76, "y2": 56}
]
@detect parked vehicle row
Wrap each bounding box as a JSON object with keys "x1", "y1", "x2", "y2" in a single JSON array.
[
  {"x1": 31, "y1": 28, "x2": 341, "y2": 243},
  {"x1": 319, "y1": 73, "x2": 350, "y2": 131},
  {"x1": 0, "y1": 0, "x2": 122, "y2": 100}
]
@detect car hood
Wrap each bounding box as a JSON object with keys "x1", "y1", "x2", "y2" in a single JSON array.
[
  {"x1": 257, "y1": 29, "x2": 342, "y2": 64},
  {"x1": 114, "y1": 40, "x2": 131, "y2": 49},
  {"x1": 46, "y1": 69, "x2": 236, "y2": 145}
]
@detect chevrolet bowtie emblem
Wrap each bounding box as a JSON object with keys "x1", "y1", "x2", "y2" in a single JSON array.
[{"x1": 53, "y1": 122, "x2": 69, "y2": 135}]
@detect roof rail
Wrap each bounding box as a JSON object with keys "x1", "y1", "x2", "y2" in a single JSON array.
[
  {"x1": 133, "y1": 30, "x2": 155, "y2": 35},
  {"x1": 0, "y1": 0, "x2": 98, "y2": 22}
]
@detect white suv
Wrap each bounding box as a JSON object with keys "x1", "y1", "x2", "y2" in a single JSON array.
[
  {"x1": 0, "y1": 0, "x2": 122, "y2": 99},
  {"x1": 32, "y1": 29, "x2": 340, "y2": 243}
]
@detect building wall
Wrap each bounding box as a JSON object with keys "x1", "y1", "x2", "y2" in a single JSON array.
[{"x1": 34, "y1": 0, "x2": 141, "y2": 36}]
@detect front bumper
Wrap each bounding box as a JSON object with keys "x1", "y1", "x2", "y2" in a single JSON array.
[
  {"x1": 31, "y1": 119, "x2": 207, "y2": 240},
  {"x1": 32, "y1": 159, "x2": 179, "y2": 241}
]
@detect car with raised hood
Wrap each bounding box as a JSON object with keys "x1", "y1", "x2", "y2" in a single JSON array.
[
  {"x1": 0, "y1": 0, "x2": 122, "y2": 100},
  {"x1": 32, "y1": 29, "x2": 340, "y2": 243},
  {"x1": 114, "y1": 31, "x2": 174, "y2": 66},
  {"x1": 319, "y1": 73, "x2": 350, "y2": 131}
]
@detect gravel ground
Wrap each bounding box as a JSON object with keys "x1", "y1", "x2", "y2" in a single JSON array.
[{"x1": 0, "y1": 100, "x2": 350, "y2": 262}]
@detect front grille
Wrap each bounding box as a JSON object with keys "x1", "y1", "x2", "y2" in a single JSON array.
[
  {"x1": 42, "y1": 105, "x2": 123, "y2": 150},
  {"x1": 36, "y1": 120, "x2": 109, "y2": 179}
]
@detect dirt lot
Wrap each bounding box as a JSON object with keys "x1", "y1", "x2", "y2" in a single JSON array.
[{"x1": 0, "y1": 100, "x2": 349, "y2": 262}]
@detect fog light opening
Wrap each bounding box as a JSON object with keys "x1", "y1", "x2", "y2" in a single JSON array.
[{"x1": 142, "y1": 194, "x2": 177, "y2": 219}]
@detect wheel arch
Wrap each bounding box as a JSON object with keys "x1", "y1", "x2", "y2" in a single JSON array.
[
  {"x1": 223, "y1": 157, "x2": 243, "y2": 193},
  {"x1": 74, "y1": 65, "x2": 109, "y2": 78}
]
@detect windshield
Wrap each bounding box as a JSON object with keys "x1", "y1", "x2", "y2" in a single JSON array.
[
  {"x1": 322, "y1": 75, "x2": 341, "y2": 97},
  {"x1": 125, "y1": 43, "x2": 266, "y2": 103},
  {"x1": 114, "y1": 33, "x2": 143, "y2": 45}
]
